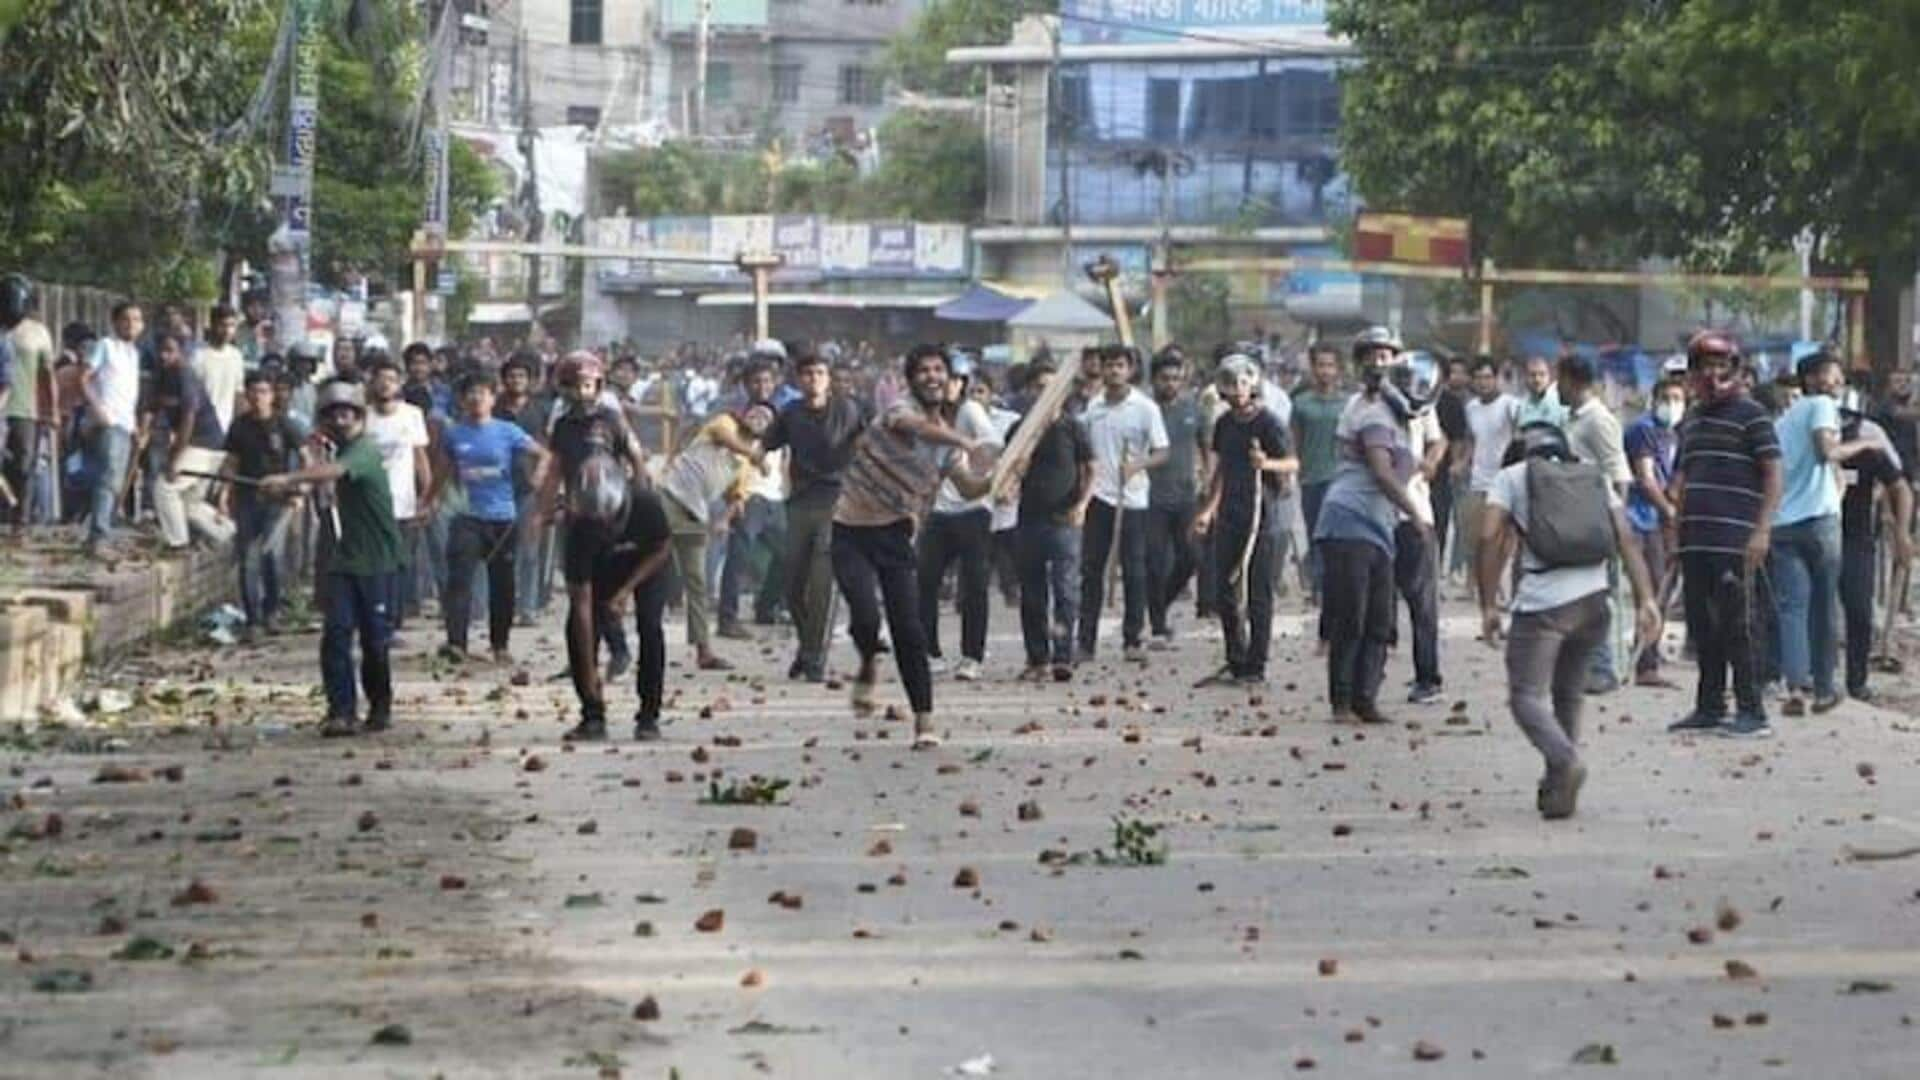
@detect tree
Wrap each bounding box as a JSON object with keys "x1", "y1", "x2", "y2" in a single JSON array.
[
  {"x1": 1328, "y1": 0, "x2": 1920, "y2": 369},
  {"x1": 889, "y1": 0, "x2": 1056, "y2": 97},
  {"x1": 869, "y1": 110, "x2": 985, "y2": 222}
]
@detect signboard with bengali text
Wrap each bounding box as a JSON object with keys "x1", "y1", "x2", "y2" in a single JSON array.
[{"x1": 594, "y1": 216, "x2": 970, "y2": 286}]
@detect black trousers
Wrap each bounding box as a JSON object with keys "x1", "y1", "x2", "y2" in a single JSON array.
[
  {"x1": 1681, "y1": 550, "x2": 1764, "y2": 717},
  {"x1": 916, "y1": 508, "x2": 992, "y2": 662},
  {"x1": 783, "y1": 497, "x2": 837, "y2": 669},
  {"x1": 833, "y1": 520, "x2": 934, "y2": 715},
  {"x1": 1427, "y1": 475, "x2": 1454, "y2": 573},
  {"x1": 1079, "y1": 499, "x2": 1149, "y2": 653},
  {"x1": 444, "y1": 515, "x2": 517, "y2": 653},
  {"x1": 1321, "y1": 538, "x2": 1395, "y2": 710},
  {"x1": 1392, "y1": 521, "x2": 1441, "y2": 688},
  {"x1": 1841, "y1": 535, "x2": 1876, "y2": 694},
  {"x1": 568, "y1": 548, "x2": 669, "y2": 723},
  {"x1": 1146, "y1": 500, "x2": 1199, "y2": 636},
  {"x1": 1213, "y1": 515, "x2": 1275, "y2": 676}
]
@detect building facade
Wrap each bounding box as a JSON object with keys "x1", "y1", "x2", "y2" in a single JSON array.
[{"x1": 951, "y1": 2, "x2": 1366, "y2": 335}]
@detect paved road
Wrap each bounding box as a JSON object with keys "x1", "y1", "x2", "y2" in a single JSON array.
[{"x1": 3, "y1": 599, "x2": 1917, "y2": 1077}]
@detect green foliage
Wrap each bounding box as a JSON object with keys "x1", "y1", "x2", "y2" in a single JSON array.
[
  {"x1": 1328, "y1": 0, "x2": 1920, "y2": 364},
  {"x1": 701, "y1": 775, "x2": 791, "y2": 806},
  {"x1": 0, "y1": 0, "x2": 496, "y2": 299},
  {"x1": 889, "y1": 0, "x2": 1057, "y2": 96},
  {"x1": 1170, "y1": 273, "x2": 1232, "y2": 353},
  {"x1": 602, "y1": 111, "x2": 984, "y2": 223}
]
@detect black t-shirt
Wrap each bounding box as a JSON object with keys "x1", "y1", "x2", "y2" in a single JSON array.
[
  {"x1": 610, "y1": 485, "x2": 671, "y2": 558},
  {"x1": 1014, "y1": 413, "x2": 1091, "y2": 520},
  {"x1": 1873, "y1": 400, "x2": 1920, "y2": 484},
  {"x1": 1841, "y1": 418, "x2": 1905, "y2": 540},
  {"x1": 147, "y1": 366, "x2": 225, "y2": 450},
  {"x1": 763, "y1": 394, "x2": 870, "y2": 509},
  {"x1": 549, "y1": 403, "x2": 635, "y2": 491},
  {"x1": 1210, "y1": 406, "x2": 1291, "y2": 523},
  {"x1": 223, "y1": 414, "x2": 303, "y2": 481},
  {"x1": 1436, "y1": 387, "x2": 1470, "y2": 442}
]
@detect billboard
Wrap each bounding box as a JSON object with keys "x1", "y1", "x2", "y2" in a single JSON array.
[
  {"x1": 1063, "y1": 0, "x2": 1327, "y2": 44},
  {"x1": 595, "y1": 216, "x2": 971, "y2": 286}
]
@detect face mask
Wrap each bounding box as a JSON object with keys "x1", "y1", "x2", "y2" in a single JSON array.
[{"x1": 1655, "y1": 401, "x2": 1685, "y2": 427}]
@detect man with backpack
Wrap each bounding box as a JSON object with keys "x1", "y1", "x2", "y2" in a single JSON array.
[{"x1": 1479, "y1": 422, "x2": 1662, "y2": 819}]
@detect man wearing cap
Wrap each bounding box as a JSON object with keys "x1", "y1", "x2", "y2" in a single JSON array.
[{"x1": 261, "y1": 379, "x2": 403, "y2": 737}]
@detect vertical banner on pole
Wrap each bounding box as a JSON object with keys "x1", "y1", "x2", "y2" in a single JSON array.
[{"x1": 274, "y1": 0, "x2": 325, "y2": 349}]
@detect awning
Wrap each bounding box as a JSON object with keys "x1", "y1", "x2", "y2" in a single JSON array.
[
  {"x1": 695, "y1": 292, "x2": 955, "y2": 310},
  {"x1": 466, "y1": 301, "x2": 535, "y2": 324},
  {"x1": 934, "y1": 283, "x2": 1034, "y2": 322},
  {"x1": 1005, "y1": 290, "x2": 1114, "y2": 332}
]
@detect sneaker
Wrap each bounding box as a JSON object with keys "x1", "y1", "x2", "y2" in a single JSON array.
[
  {"x1": 1849, "y1": 684, "x2": 1875, "y2": 703},
  {"x1": 1583, "y1": 674, "x2": 1620, "y2": 696},
  {"x1": 787, "y1": 659, "x2": 805, "y2": 681},
  {"x1": 926, "y1": 656, "x2": 949, "y2": 677},
  {"x1": 1810, "y1": 692, "x2": 1842, "y2": 715},
  {"x1": 1539, "y1": 761, "x2": 1588, "y2": 820},
  {"x1": 436, "y1": 643, "x2": 468, "y2": 664},
  {"x1": 1019, "y1": 664, "x2": 1049, "y2": 683},
  {"x1": 1407, "y1": 683, "x2": 1443, "y2": 705},
  {"x1": 1050, "y1": 663, "x2": 1073, "y2": 683},
  {"x1": 1193, "y1": 666, "x2": 1237, "y2": 689},
  {"x1": 319, "y1": 714, "x2": 360, "y2": 738},
  {"x1": 1148, "y1": 633, "x2": 1174, "y2": 652},
  {"x1": 1634, "y1": 672, "x2": 1679, "y2": 689},
  {"x1": 1719, "y1": 711, "x2": 1773, "y2": 739},
  {"x1": 911, "y1": 714, "x2": 941, "y2": 750},
  {"x1": 1781, "y1": 695, "x2": 1807, "y2": 718},
  {"x1": 632, "y1": 714, "x2": 663, "y2": 742},
  {"x1": 800, "y1": 661, "x2": 826, "y2": 684},
  {"x1": 1329, "y1": 706, "x2": 1359, "y2": 725},
  {"x1": 490, "y1": 648, "x2": 512, "y2": 667},
  {"x1": 1667, "y1": 710, "x2": 1726, "y2": 733},
  {"x1": 1123, "y1": 644, "x2": 1148, "y2": 664},
  {"x1": 563, "y1": 716, "x2": 608, "y2": 742},
  {"x1": 362, "y1": 708, "x2": 392, "y2": 734},
  {"x1": 605, "y1": 651, "x2": 632, "y2": 680},
  {"x1": 716, "y1": 620, "x2": 755, "y2": 641},
  {"x1": 696, "y1": 654, "x2": 734, "y2": 672},
  {"x1": 1233, "y1": 671, "x2": 1265, "y2": 688},
  {"x1": 953, "y1": 658, "x2": 982, "y2": 682},
  {"x1": 514, "y1": 612, "x2": 536, "y2": 628}
]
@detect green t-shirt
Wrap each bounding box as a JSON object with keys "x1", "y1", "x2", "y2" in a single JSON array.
[
  {"x1": 7, "y1": 319, "x2": 53, "y2": 422},
  {"x1": 1292, "y1": 388, "x2": 1351, "y2": 486},
  {"x1": 332, "y1": 436, "x2": 403, "y2": 577}
]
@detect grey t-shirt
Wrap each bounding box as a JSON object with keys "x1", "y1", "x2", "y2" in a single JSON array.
[
  {"x1": 1486, "y1": 460, "x2": 1617, "y2": 614},
  {"x1": 1149, "y1": 394, "x2": 1204, "y2": 508}
]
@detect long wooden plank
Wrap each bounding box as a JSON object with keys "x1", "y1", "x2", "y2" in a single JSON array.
[{"x1": 989, "y1": 361, "x2": 1085, "y2": 504}]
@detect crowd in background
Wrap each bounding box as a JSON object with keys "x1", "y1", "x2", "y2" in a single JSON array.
[{"x1": 5, "y1": 270, "x2": 1919, "y2": 797}]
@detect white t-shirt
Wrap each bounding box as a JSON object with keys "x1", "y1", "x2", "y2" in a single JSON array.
[
  {"x1": 1262, "y1": 378, "x2": 1293, "y2": 430},
  {"x1": 193, "y1": 343, "x2": 246, "y2": 434},
  {"x1": 1082, "y1": 387, "x2": 1170, "y2": 510},
  {"x1": 933, "y1": 399, "x2": 1000, "y2": 516},
  {"x1": 364, "y1": 402, "x2": 431, "y2": 520},
  {"x1": 87, "y1": 337, "x2": 142, "y2": 433},
  {"x1": 986, "y1": 404, "x2": 1021, "y2": 531},
  {"x1": 1487, "y1": 460, "x2": 1618, "y2": 614},
  {"x1": 749, "y1": 447, "x2": 787, "y2": 502},
  {"x1": 1465, "y1": 393, "x2": 1520, "y2": 493},
  {"x1": 1401, "y1": 409, "x2": 1442, "y2": 526}
]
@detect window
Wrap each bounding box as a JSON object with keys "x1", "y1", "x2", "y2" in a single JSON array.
[
  {"x1": 569, "y1": 0, "x2": 602, "y2": 45},
  {"x1": 839, "y1": 65, "x2": 883, "y2": 106},
  {"x1": 1056, "y1": 72, "x2": 1095, "y2": 141},
  {"x1": 1185, "y1": 75, "x2": 1251, "y2": 140},
  {"x1": 1146, "y1": 78, "x2": 1181, "y2": 142},
  {"x1": 708, "y1": 62, "x2": 734, "y2": 105},
  {"x1": 566, "y1": 105, "x2": 602, "y2": 128},
  {"x1": 773, "y1": 64, "x2": 802, "y2": 104}
]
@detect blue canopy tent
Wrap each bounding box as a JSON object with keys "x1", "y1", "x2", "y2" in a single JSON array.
[{"x1": 935, "y1": 283, "x2": 1033, "y2": 323}]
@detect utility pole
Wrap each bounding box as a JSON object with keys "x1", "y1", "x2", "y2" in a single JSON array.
[
  {"x1": 271, "y1": 0, "x2": 325, "y2": 351},
  {"x1": 518, "y1": 25, "x2": 542, "y2": 314},
  {"x1": 1050, "y1": 16, "x2": 1072, "y2": 289},
  {"x1": 694, "y1": 0, "x2": 712, "y2": 137}
]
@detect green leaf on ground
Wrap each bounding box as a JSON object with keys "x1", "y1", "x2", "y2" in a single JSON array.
[{"x1": 113, "y1": 936, "x2": 176, "y2": 961}]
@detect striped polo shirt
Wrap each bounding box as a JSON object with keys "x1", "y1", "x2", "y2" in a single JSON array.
[{"x1": 1674, "y1": 394, "x2": 1781, "y2": 556}]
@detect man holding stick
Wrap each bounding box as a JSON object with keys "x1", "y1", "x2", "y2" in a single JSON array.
[{"x1": 1078, "y1": 344, "x2": 1169, "y2": 664}]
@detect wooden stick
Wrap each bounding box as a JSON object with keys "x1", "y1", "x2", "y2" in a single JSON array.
[
  {"x1": 1236, "y1": 450, "x2": 1264, "y2": 614},
  {"x1": 989, "y1": 365, "x2": 1082, "y2": 505}
]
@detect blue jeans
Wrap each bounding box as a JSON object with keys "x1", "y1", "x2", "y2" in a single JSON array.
[
  {"x1": 85, "y1": 425, "x2": 132, "y2": 544},
  {"x1": 321, "y1": 571, "x2": 394, "y2": 720},
  {"x1": 1016, "y1": 518, "x2": 1080, "y2": 667},
  {"x1": 513, "y1": 491, "x2": 551, "y2": 618},
  {"x1": 233, "y1": 494, "x2": 286, "y2": 626},
  {"x1": 1769, "y1": 514, "x2": 1841, "y2": 698}
]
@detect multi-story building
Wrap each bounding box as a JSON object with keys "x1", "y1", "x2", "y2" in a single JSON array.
[{"x1": 950, "y1": 2, "x2": 1366, "y2": 335}]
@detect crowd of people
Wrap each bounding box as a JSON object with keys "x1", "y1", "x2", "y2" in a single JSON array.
[{"x1": 3, "y1": 269, "x2": 1916, "y2": 818}]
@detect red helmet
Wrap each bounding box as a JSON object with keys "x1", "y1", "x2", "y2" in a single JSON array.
[
  {"x1": 555, "y1": 350, "x2": 605, "y2": 388},
  {"x1": 1685, "y1": 330, "x2": 1741, "y2": 366}
]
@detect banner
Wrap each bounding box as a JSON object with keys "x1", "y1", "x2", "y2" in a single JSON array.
[
  {"x1": 1353, "y1": 213, "x2": 1471, "y2": 269},
  {"x1": 868, "y1": 224, "x2": 916, "y2": 273},
  {"x1": 594, "y1": 217, "x2": 969, "y2": 285}
]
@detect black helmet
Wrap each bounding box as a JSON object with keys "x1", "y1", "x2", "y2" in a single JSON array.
[
  {"x1": 0, "y1": 273, "x2": 33, "y2": 329},
  {"x1": 1351, "y1": 325, "x2": 1403, "y2": 361},
  {"x1": 569, "y1": 453, "x2": 630, "y2": 528}
]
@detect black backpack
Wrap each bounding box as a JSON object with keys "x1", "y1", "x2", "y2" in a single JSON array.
[{"x1": 1522, "y1": 458, "x2": 1614, "y2": 567}]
